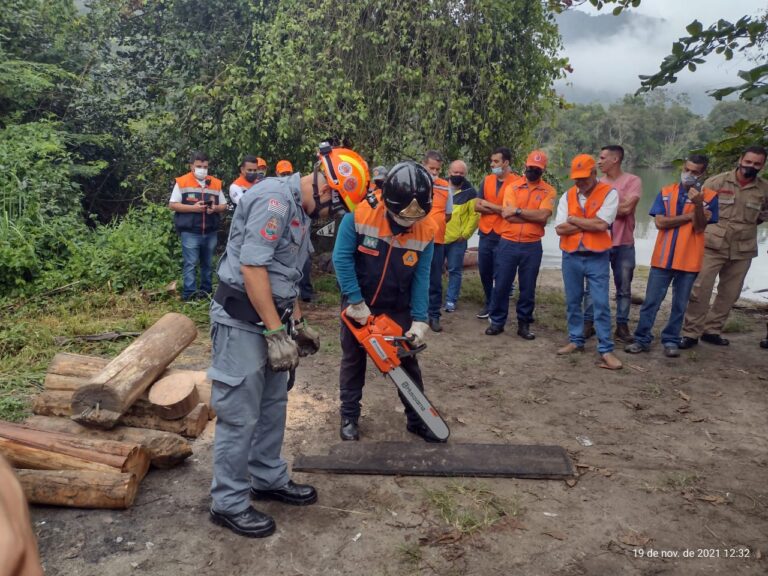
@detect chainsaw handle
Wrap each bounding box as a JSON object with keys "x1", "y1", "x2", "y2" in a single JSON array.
[{"x1": 397, "y1": 342, "x2": 426, "y2": 358}]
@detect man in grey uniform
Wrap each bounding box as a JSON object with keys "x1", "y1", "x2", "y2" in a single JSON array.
[{"x1": 207, "y1": 147, "x2": 367, "y2": 538}]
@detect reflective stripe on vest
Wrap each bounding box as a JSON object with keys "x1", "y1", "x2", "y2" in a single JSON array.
[
  {"x1": 428, "y1": 178, "x2": 450, "y2": 244},
  {"x1": 559, "y1": 182, "x2": 613, "y2": 253},
  {"x1": 479, "y1": 173, "x2": 520, "y2": 234},
  {"x1": 651, "y1": 183, "x2": 717, "y2": 273},
  {"x1": 174, "y1": 172, "x2": 223, "y2": 234}
]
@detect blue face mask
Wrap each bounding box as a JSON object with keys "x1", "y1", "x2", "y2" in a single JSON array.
[
  {"x1": 491, "y1": 167, "x2": 503, "y2": 176},
  {"x1": 680, "y1": 171, "x2": 699, "y2": 188}
]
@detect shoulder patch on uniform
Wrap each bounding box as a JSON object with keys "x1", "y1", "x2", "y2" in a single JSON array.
[
  {"x1": 402, "y1": 250, "x2": 418, "y2": 267},
  {"x1": 260, "y1": 216, "x2": 280, "y2": 241},
  {"x1": 268, "y1": 198, "x2": 288, "y2": 217}
]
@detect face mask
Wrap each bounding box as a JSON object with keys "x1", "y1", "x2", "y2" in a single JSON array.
[
  {"x1": 194, "y1": 167, "x2": 208, "y2": 180},
  {"x1": 491, "y1": 166, "x2": 503, "y2": 176},
  {"x1": 256, "y1": 171, "x2": 266, "y2": 180},
  {"x1": 741, "y1": 165, "x2": 759, "y2": 179},
  {"x1": 449, "y1": 175, "x2": 465, "y2": 187},
  {"x1": 245, "y1": 172, "x2": 258, "y2": 183},
  {"x1": 524, "y1": 167, "x2": 543, "y2": 182},
  {"x1": 680, "y1": 171, "x2": 698, "y2": 188}
]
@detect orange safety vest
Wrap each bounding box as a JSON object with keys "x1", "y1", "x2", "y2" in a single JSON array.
[
  {"x1": 173, "y1": 172, "x2": 223, "y2": 234},
  {"x1": 500, "y1": 179, "x2": 556, "y2": 242},
  {"x1": 232, "y1": 175, "x2": 251, "y2": 189},
  {"x1": 479, "y1": 173, "x2": 521, "y2": 235},
  {"x1": 428, "y1": 177, "x2": 450, "y2": 244},
  {"x1": 559, "y1": 182, "x2": 614, "y2": 253},
  {"x1": 651, "y1": 183, "x2": 717, "y2": 273}
]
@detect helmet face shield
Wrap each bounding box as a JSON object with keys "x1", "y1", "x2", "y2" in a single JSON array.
[{"x1": 382, "y1": 161, "x2": 433, "y2": 225}]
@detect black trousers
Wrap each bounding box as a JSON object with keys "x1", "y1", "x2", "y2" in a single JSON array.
[{"x1": 339, "y1": 305, "x2": 425, "y2": 426}]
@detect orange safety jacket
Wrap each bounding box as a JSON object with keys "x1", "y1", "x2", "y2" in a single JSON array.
[
  {"x1": 500, "y1": 179, "x2": 556, "y2": 243},
  {"x1": 651, "y1": 183, "x2": 717, "y2": 273},
  {"x1": 428, "y1": 177, "x2": 450, "y2": 244},
  {"x1": 559, "y1": 182, "x2": 613, "y2": 253},
  {"x1": 232, "y1": 175, "x2": 251, "y2": 189},
  {"x1": 479, "y1": 173, "x2": 521, "y2": 235},
  {"x1": 173, "y1": 172, "x2": 223, "y2": 235}
]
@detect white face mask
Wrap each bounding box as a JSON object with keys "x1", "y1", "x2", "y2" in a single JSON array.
[{"x1": 194, "y1": 167, "x2": 208, "y2": 180}]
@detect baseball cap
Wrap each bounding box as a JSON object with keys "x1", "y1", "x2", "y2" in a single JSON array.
[
  {"x1": 526, "y1": 150, "x2": 548, "y2": 170},
  {"x1": 570, "y1": 154, "x2": 596, "y2": 179}
]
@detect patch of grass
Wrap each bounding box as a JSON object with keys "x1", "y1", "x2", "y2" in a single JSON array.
[
  {"x1": 723, "y1": 311, "x2": 752, "y2": 334},
  {"x1": 397, "y1": 541, "x2": 422, "y2": 570},
  {"x1": 644, "y1": 382, "x2": 663, "y2": 398},
  {"x1": 663, "y1": 471, "x2": 700, "y2": 491},
  {"x1": 452, "y1": 272, "x2": 486, "y2": 306},
  {"x1": 533, "y1": 286, "x2": 567, "y2": 331},
  {"x1": 312, "y1": 272, "x2": 341, "y2": 306},
  {"x1": 424, "y1": 482, "x2": 520, "y2": 535}
]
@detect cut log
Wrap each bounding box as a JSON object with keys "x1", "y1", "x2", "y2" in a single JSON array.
[
  {"x1": 24, "y1": 416, "x2": 192, "y2": 469},
  {"x1": 16, "y1": 469, "x2": 139, "y2": 509},
  {"x1": 70, "y1": 313, "x2": 197, "y2": 429},
  {"x1": 0, "y1": 422, "x2": 149, "y2": 481},
  {"x1": 32, "y1": 393, "x2": 208, "y2": 438},
  {"x1": 148, "y1": 372, "x2": 200, "y2": 420},
  {"x1": 46, "y1": 352, "x2": 215, "y2": 419},
  {"x1": 121, "y1": 403, "x2": 209, "y2": 438}
]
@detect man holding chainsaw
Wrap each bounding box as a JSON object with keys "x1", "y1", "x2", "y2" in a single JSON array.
[
  {"x1": 207, "y1": 144, "x2": 370, "y2": 538},
  {"x1": 333, "y1": 161, "x2": 445, "y2": 443}
]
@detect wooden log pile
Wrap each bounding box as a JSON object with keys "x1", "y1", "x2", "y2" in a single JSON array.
[{"x1": 0, "y1": 313, "x2": 216, "y2": 510}]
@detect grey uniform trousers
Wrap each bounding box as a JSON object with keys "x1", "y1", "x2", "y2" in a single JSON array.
[{"x1": 208, "y1": 322, "x2": 290, "y2": 515}]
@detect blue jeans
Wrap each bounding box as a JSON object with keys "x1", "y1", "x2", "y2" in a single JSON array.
[
  {"x1": 180, "y1": 231, "x2": 218, "y2": 299},
  {"x1": 428, "y1": 242, "x2": 446, "y2": 320},
  {"x1": 634, "y1": 267, "x2": 697, "y2": 347},
  {"x1": 444, "y1": 239, "x2": 467, "y2": 305},
  {"x1": 478, "y1": 231, "x2": 501, "y2": 308},
  {"x1": 489, "y1": 240, "x2": 542, "y2": 328},
  {"x1": 562, "y1": 251, "x2": 613, "y2": 354},
  {"x1": 583, "y1": 244, "x2": 635, "y2": 325}
]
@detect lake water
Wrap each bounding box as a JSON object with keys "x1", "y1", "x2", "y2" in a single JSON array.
[{"x1": 469, "y1": 168, "x2": 768, "y2": 302}]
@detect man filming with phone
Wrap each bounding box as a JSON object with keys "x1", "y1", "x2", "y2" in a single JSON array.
[{"x1": 168, "y1": 151, "x2": 228, "y2": 301}]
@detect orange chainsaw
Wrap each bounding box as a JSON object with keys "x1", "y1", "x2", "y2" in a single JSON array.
[{"x1": 341, "y1": 310, "x2": 450, "y2": 441}]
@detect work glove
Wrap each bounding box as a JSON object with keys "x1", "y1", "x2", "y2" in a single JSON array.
[
  {"x1": 345, "y1": 301, "x2": 371, "y2": 325},
  {"x1": 292, "y1": 318, "x2": 320, "y2": 357},
  {"x1": 264, "y1": 325, "x2": 299, "y2": 372},
  {"x1": 405, "y1": 321, "x2": 429, "y2": 348}
]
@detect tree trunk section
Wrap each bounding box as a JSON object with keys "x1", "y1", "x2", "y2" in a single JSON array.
[
  {"x1": 120, "y1": 403, "x2": 209, "y2": 438},
  {"x1": 24, "y1": 416, "x2": 192, "y2": 469},
  {"x1": 16, "y1": 469, "x2": 139, "y2": 509},
  {"x1": 148, "y1": 372, "x2": 200, "y2": 420},
  {"x1": 47, "y1": 352, "x2": 214, "y2": 417},
  {"x1": 70, "y1": 313, "x2": 197, "y2": 429},
  {"x1": 0, "y1": 422, "x2": 149, "y2": 481}
]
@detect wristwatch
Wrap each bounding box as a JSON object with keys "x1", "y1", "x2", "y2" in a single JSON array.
[{"x1": 515, "y1": 208, "x2": 522, "y2": 217}]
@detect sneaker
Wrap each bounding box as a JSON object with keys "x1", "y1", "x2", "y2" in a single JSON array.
[
  {"x1": 663, "y1": 345, "x2": 680, "y2": 358},
  {"x1": 476, "y1": 307, "x2": 489, "y2": 319},
  {"x1": 444, "y1": 302, "x2": 456, "y2": 313},
  {"x1": 624, "y1": 342, "x2": 650, "y2": 354}
]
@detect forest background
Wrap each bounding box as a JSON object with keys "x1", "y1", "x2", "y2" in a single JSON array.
[{"x1": 0, "y1": 0, "x2": 766, "y2": 299}]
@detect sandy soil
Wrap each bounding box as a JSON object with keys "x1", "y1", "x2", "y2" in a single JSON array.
[{"x1": 30, "y1": 269, "x2": 768, "y2": 575}]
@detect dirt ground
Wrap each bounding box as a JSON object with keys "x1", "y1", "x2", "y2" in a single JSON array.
[{"x1": 30, "y1": 269, "x2": 768, "y2": 575}]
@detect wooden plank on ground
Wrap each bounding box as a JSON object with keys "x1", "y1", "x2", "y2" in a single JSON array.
[{"x1": 293, "y1": 442, "x2": 575, "y2": 479}]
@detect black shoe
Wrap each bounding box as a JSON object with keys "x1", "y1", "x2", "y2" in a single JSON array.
[
  {"x1": 485, "y1": 325, "x2": 504, "y2": 336},
  {"x1": 251, "y1": 480, "x2": 318, "y2": 506},
  {"x1": 701, "y1": 333, "x2": 730, "y2": 346},
  {"x1": 428, "y1": 318, "x2": 442, "y2": 332},
  {"x1": 679, "y1": 336, "x2": 698, "y2": 349},
  {"x1": 210, "y1": 506, "x2": 276, "y2": 538},
  {"x1": 406, "y1": 422, "x2": 446, "y2": 443},
  {"x1": 614, "y1": 323, "x2": 634, "y2": 344},
  {"x1": 517, "y1": 323, "x2": 535, "y2": 340},
  {"x1": 476, "y1": 307, "x2": 490, "y2": 319},
  {"x1": 340, "y1": 418, "x2": 359, "y2": 441}
]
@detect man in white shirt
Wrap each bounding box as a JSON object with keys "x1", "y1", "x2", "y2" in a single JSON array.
[
  {"x1": 554, "y1": 154, "x2": 622, "y2": 370},
  {"x1": 229, "y1": 155, "x2": 261, "y2": 206}
]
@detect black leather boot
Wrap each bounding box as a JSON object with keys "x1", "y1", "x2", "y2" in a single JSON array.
[
  {"x1": 340, "y1": 417, "x2": 359, "y2": 441},
  {"x1": 517, "y1": 322, "x2": 535, "y2": 340},
  {"x1": 209, "y1": 506, "x2": 276, "y2": 538},
  {"x1": 251, "y1": 480, "x2": 317, "y2": 506}
]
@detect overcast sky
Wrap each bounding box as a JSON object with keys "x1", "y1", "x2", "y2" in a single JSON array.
[{"x1": 556, "y1": 0, "x2": 766, "y2": 113}]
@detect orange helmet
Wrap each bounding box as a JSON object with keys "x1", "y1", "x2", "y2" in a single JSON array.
[
  {"x1": 276, "y1": 160, "x2": 293, "y2": 175},
  {"x1": 316, "y1": 143, "x2": 369, "y2": 214}
]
